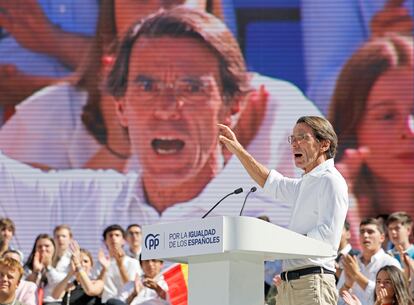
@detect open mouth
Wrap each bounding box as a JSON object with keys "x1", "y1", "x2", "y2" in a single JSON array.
[
  {"x1": 294, "y1": 153, "x2": 303, "y2": 159},
  {"x1": 152, "y1": 138, "x2": 185, "y2": 155}
]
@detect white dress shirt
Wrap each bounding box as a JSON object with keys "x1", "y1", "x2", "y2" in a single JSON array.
[
  {"x1": 337, "y1": 249, "x2": 401, "y2": 305},
  {"x1": 263, "y1": 159, "x2": 349, "y2": 272},
  {"x1": 120, "y1": 275, "x2": 170, "y2": 305},
  {"x1": 43, "y1": 251, "x2": 72, "y2": 302},
  {"x1": 101, "y1": 256, "x2": 142, "y2": 303}
]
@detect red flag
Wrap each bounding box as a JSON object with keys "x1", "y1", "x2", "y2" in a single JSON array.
[{"x1": 163, "y1": 264, "x2": 188, "y2": 305}]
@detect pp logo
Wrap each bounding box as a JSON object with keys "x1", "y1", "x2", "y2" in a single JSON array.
[{"x1": 145, "y1": 234, "x2": 160, "y2": 250}]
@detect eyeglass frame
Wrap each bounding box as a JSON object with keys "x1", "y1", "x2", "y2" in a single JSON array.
[{"x1": 287, "y1": 133, "x2": 319, "y2": 145}]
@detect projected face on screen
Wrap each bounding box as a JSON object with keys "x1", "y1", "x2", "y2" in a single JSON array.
[
  {"x1": 358, "y1": 67, "x2": 414, "y2": 186},
  {"x1": 116, "y1": 36, "x2": 232, "y2": 202}
]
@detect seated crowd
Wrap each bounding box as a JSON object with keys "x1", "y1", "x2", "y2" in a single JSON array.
[{"x1": 1, "y1": 212, "x2": 414, "y2": 305}]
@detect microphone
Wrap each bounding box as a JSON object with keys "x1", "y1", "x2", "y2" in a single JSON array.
[
  {"x1": 202, "y1": 188, "x2": 243, "y2": 218},
  {"x1": 239, "y1": 187, "x2": 257, "y2": 216}
]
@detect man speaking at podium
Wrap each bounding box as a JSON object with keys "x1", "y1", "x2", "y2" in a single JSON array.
[{"x1": 219, "y1": 116, "x2": 348, "y2": 305}]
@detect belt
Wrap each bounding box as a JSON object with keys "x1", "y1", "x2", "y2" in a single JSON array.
[{"x1": 280, "y1": 266, "x2": 335, "y2": 281}]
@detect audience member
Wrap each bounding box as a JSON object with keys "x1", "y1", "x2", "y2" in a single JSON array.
[
  {"x1": 0, "y1": 7, "x2": 319, "y2": 257},
  {"x1": 0, "y1": 257, "x2": 26, "y2": 305},
  {"x1": 337, "y1": 218, "x2": 401, "y2": 305},
  {"x1": 0, "y1": 0, "x2": 98, "y2": 107},
  {"x1": 2, "y1": 250, "x2": 37, "y2": 305},
  {"x1": 328, "y1": 34, "x2": 414, "y2": 241},
  {"x1": 125, "y1": 225, "x2": 142, "y2": 262},
  {"x1": 108, "y1": 257, "x2": 169, "y2": 305},
  {"x1": 342, "y1": 265, "x2": 414, "y2": 305},
  {"x1": 335, "y1": 220, "x2": 360, "y2": 281},
  {"x1": 52, "y1": 241, "x2": 103, "y2": 305},
  {"x1": 387, "y1": 212, "x2": 414, "y2": 262},
  {"x1": 302, "y1": 0, "x2": 413, "y2": 114},
  {"x1": 52, "y1": 225, "x2": 73, "y2": 274},
  {"x1": 400, "y1": 250, "x2": 414, "y2": 293},
  {"x1": 100, "y1": 225, "x2": 141, "y2": 304},
  {"x1": 23, "y1": 233, "x2": 65, "y2": 305},
  {"x1": 24, "y1": 234, "x2": 55, "y2": 283}
]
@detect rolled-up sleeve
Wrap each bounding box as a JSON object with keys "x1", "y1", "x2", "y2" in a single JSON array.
[{"x1": 263, "y1": 170, "x2": 300, "y2": 207}]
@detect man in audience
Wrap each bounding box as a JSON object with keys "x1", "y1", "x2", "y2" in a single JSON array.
[
  {"x1": 53, "y1": 224, "x2": 73, "y2": 272},
  {"x1": 0, "y1": 257, "x2": 26, "y2": 305},
  {"x1": 101, "y1": 225, "x2": 141, "y2": 304},
  {"x1": 335, "y1": 219, "x2": 360, "y2": 281},
  {"x1": 126, "y1": 225, "x2": 142, "y2": 261},
  {"x1": 337, "y1": 217, "x2": 401, "y2": 305},
  {"x1": 0, "y1": 7, "x2": 320, "y2": 256},
  {"x1": 2, "y1": 250, "x2": 37, "y2": 305},
  {"x1": 386, "y1": 211, "x2": 414, "y2": 263}
]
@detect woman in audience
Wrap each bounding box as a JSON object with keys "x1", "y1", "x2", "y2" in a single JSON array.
[
  {"x1": 342, "y1": 265, "x2": 414, "y2": 305},
  {"x1": 0, "y1": 0, "x2": 224, "y2": 171},
  {"x1": 24, "y1": 234, "x2": 66, "y2": 304},
  {"x1": 328, "y1": 34, "x2": 414, "y2": 242},
  {"x1": 52, "y1": 242, "x2": 103, "y2": 305}
]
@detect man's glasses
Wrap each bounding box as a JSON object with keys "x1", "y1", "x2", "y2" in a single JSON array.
[
  {"x1": 131, "y1": 75, "x2": 214, "y2": 104},
  {"x1": 288, "y1": 134, "x2": 309, "y2": 144}
]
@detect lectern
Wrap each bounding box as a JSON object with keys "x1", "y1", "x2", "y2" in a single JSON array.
[{"x1": 141, "y1": 216, "x2": 334, "y2": 305}]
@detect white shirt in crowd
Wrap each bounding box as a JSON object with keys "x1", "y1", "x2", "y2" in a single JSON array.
[
  {"x1": 120, "y1": 275, "x2": 170, "y2": 305},
  {"x1": 15, "y1": 280, "x2": 38, "y2": 305},
  {"x1": 263, "y1": 158, "x2": 349, "y2": 272},
  {"x1": 101, "y1": 256, "x2": 142, "y2": 303},
  {"x1": 336, "y1": 248, "x2": 401, "y2": 305},
  {"x1": 43, "y1": 251, "x2": 72, "y2": 303}
]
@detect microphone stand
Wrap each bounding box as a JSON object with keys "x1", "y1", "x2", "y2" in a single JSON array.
[{"x1": 202, "y1": 188, "x2": 243, "y2": 218}]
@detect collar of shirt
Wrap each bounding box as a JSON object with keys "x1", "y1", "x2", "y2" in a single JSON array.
[
  {"x1": 303, "y1": 158, "x2": 334, "y2": 178},
  {"x1": 358, "y1": 248, "x2": 386, "y2": 266},
  {"x1": 126, "y1": 248, "x2": 141, "y2": 260}
]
